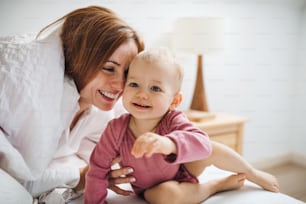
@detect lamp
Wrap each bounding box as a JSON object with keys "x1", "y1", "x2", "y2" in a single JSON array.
[{"x1": 172, "y1": 17, "x2": 224, "y2": 116}]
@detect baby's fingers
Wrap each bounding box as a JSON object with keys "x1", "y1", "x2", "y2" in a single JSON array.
[
  {"x1": 143, "y1": 141, "x2": 159, "y2": 157},
  {"x1": 131, "y1": 140, "x2": 146, "y2": 158},
  {"x1": 132, "y1": 136, "x2": 156, "y2": 158}
]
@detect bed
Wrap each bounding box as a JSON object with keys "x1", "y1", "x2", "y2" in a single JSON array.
[
  {"x1": 70, "y1": 165, "x2": 304, "y2": 204},
  {"x1": 1, "y1": 165, "x2": 304, "y2": 204},
  {"x1": 0, "y1": 29, "x2": 304, "y2": 204}
]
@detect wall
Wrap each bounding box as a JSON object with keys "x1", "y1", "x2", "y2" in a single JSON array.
[
  {"x1": 292, "y1": 2, "x2": 306, "y2": 161},
  {"x1": 1, "y1": 0, "x2": 305, "y2": 165}
]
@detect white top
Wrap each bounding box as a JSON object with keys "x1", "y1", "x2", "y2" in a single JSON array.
[
  {"x1": 0, "y1": 27, "x2": 125, "y2": 196},
  {"x1": 23, "y1": 78, "x2": 125, "y2": 196}
]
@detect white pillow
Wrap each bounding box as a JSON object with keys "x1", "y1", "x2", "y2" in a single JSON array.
[{"x1": 0, "y1": 27, "x2": 65, "y2": 181}]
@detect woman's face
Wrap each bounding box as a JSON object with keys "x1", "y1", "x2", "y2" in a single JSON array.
[{"x1": 79, "y1": 40, "x2": 138, "y2": 111}]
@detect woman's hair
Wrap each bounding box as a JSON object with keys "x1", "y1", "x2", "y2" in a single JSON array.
[{"x1": 38, "y1": 6, "x2": 144, "y2": 91}]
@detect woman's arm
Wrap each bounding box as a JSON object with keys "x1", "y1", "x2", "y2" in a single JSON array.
[{"x1": 23, "y1": 163, "x2": 80, "y2": 197}]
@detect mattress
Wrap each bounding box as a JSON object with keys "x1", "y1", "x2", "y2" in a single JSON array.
[{"x1": 71, "y1": 165, "x2": 305, "y2": 204}]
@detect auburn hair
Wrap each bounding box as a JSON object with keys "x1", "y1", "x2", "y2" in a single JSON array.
[{"x1": 38, "y1": 6, "x2": 144, "y2": 91}]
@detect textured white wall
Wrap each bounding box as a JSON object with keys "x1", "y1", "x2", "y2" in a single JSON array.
[
  {"x1": 1, "y1": 0, "x2": 305, "y2": 164},
  {"x1": 292, "y1": 3, "x2": 306, "y2": 158}
]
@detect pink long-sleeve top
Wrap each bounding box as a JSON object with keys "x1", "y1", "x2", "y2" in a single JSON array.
[{"x1": 85, "y1": 110, "x2": 212, "y2": 204}]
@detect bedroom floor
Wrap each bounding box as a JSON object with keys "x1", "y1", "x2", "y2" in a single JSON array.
[{"x1": 262, "y1": 162, "x2": 306, "y2": 203}]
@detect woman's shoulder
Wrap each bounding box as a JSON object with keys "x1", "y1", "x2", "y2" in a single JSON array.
[{"x1": 87, "y1": 107, "x2": 129, "y2": 127}]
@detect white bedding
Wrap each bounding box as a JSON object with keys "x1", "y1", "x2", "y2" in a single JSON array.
[{"x1": 71, "y1": 165, "x2": 305, "y2": 204}]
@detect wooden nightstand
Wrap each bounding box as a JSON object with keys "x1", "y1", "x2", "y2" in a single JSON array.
[{"x1": 185, "y1": 111, "x2": 248, "y2": 155}]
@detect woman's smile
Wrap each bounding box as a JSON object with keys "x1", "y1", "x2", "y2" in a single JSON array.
[{"x1": 99, "y1": 90, "x2": 119, "y2": 101}]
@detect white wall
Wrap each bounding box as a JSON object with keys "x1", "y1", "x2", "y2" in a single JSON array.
[
  {"x1": 292, "y1": 2, "x2": 306, "y2": 159},
  {"x1": 1, "y1": 0, "x2": 305, "y2": 165}
]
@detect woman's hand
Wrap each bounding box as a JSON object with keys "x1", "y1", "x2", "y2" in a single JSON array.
[{"x1": 108, "y1": 157, "x2": 136, "y2": 196}]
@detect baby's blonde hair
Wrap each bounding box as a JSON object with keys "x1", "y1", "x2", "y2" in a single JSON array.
[{"x1": 131, "y1": 47, "x2": 184, "y2": 92}]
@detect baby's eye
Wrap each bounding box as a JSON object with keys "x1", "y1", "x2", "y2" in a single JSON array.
[
  {"x1": 128, "y1": 82, "x2": 138, "y2": 88},
  {"x1": 151, "y1": 86, "x2": 161, "y2": 92}
]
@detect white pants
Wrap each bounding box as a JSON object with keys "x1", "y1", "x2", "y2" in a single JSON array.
[{"x1": 0, "y1": 169, "x2": 32, "y2": 204}]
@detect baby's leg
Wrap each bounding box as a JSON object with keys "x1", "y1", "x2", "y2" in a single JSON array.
[
  {"x1": 144, "y1": 174, "x2": 245, "y2": 204},
  {"x1": 185, "y1": 141, "x2": 279, "y2": 192}
]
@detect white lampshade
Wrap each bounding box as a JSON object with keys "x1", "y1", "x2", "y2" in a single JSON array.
[{"x1": 172, "y1": 17, "x2": 225, "y2": 55}]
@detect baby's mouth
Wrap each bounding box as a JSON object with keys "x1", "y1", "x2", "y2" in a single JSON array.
[{"x1": 133, "y1": 102, "x2": 151, "y2": 109}]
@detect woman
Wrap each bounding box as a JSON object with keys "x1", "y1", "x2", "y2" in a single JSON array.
[{"x1": 0, "y1": 5, "x2": 143, "y2": 202}]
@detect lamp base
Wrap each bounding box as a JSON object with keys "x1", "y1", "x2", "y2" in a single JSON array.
[{"x1": 190, "y1": 54, "x2": 209, "y2": 112}]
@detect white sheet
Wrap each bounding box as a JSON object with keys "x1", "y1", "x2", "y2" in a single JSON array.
[{"x1": 71, "y1": 165, "x2": 305, "y2": 204}]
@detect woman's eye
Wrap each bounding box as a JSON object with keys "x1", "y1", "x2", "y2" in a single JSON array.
[
  {"x1": 102, "y1": 67, "x2": 114, "y2": 73},
  {"x1": 151, "y1": 86, "x2": 161, "y2": 92},
  {"x1": 129, "y1": 82, "x2": 138, "y2": 87}
]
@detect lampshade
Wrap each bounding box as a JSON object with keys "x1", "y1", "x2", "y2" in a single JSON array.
[
  {"x1": 172, "y1": 17, "x2": 225, "y2": 55},
  {"x1": 171, "y1": 17, "x2": 225, "y2": 115}
]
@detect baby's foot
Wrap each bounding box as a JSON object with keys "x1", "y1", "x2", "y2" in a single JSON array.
[
  {"x1": 248, "y1": 169, "x2": 280, "y2": 192},
  {"x1": 215, "y1": 173, "x2": 246, "y2": 193}
]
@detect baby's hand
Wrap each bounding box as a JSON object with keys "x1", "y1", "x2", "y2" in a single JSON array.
[{"x1": 131, "y1": 132, "x2": 176, "y2": 158}]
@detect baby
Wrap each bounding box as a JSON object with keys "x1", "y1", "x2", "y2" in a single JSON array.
[{"x1": 85, "y1": 47, "x2": 278, "y2": 204}]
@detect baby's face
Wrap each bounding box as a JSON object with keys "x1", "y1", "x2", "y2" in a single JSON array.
[{"x1": 122, "y1": 59, "x2": 178, "y2": 120}]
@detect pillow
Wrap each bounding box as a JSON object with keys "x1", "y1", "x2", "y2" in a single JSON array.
[{"x1": 0, "y1": 27, "x2": 65, "y2": 181}]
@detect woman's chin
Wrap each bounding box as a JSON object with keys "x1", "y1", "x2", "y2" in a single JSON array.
[{"x1": 95, "y1": 102, "x2": 115, "y2": 111}]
